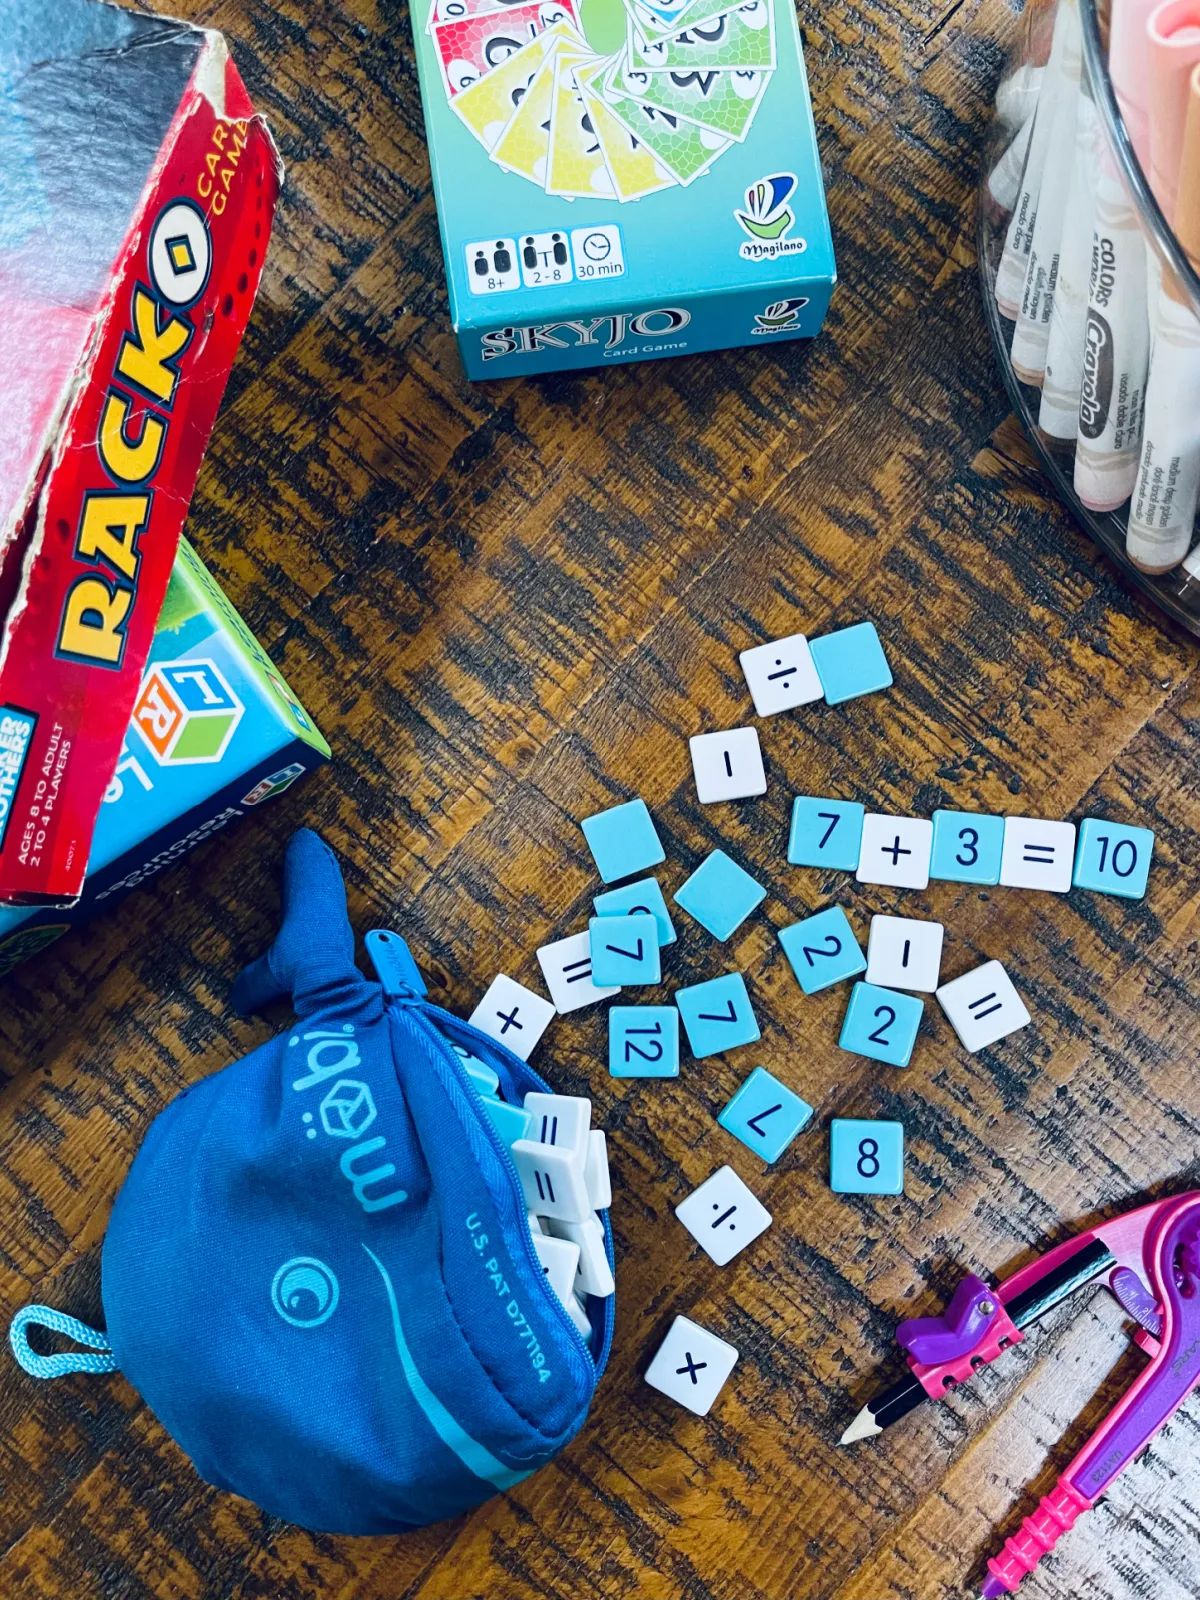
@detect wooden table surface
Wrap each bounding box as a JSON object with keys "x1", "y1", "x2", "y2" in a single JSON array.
[{"x1": 4, "y1": 0, "x2": 1200, "y2": 1596}]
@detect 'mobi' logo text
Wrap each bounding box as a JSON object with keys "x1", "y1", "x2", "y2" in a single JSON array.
[
  {"x1": 56, "y1": 200, "x2": 213, "y2": 669},
  {"x1": 290, "y1": 1026, "x2": 408, "y2": 1215}
]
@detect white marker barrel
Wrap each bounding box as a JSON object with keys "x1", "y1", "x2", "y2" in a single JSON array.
[
  {"x1": 988, "y1": 118, "x2": 1034, "y2": 214},
  {"x1": 997, "y1": 62, "x2": 1047, "y2": 129},
  {"x1": 1011, "y1": 1, "x2": 1082, "y2": 384},
  {"x1": 996, "y1": 0, "x2": 1078, "y2": 317},
  {"x1": 1039, "y1": 88, "x2": 1099, "y2": 435},
  {"x1": 1126, "y1": 281, "x2": 1200, "y2": 570},
  {"x1": 1073, "y1": 146, "x2": 1151, "y2": 510}
]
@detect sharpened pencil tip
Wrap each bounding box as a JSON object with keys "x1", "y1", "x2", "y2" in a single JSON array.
[
  {"x1": 980, "y1": 1577, "x2": 1007, "y2": 1599},
  {"x1": 838, "y1": 1407, "x2": 882, "y2": 1446}
]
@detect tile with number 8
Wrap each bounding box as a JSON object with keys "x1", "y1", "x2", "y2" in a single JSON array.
[
  {"x1": 778, "y1": 905, "x2": 866, "y2": 995},
  {"x1": 1072, "y1": 817, "x2": 1154, "y2": 899},
  {"x1": 839, "y1": 981, "x2": 923, "y2": 1067},
  {"x1": 830, "y1": 1118, "x2": 904, "y2": 1194},
  {"x1": 718, "y1": 1066, "x2": 813, "y2": 1162},
  {"x1": 608, "y1": 1005, "x2": 680, "y2": 1077},
  {"x1": 675, "y1": 1164, "x2": 771, "y2": 1265},
  {"x1": 787, "y1": 796, "x2": 865, "y2": 871},
  {"x1": 675, "y1": 973, "x2": 760, "y2": 1058},
  {"x1": 589, "y1": 913, "x2": 661, "y2": 986}
]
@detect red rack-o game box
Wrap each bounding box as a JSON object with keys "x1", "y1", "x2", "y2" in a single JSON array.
[{"x1": 0, "y1": 0, "x2": 281, "y2": 906}]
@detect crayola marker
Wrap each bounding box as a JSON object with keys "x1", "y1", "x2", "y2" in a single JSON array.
[
  {"x1": 1127, "y1": 59, "x2": 1200, "y2": 570},
  {"x1": 1039, "y1": 81, "x2": 1100, "y2": 434},
  {"x1": 1074, "y1": 0, "x2": 1153, "y2": 510},
  {"x1": 1011, "y1": 0, "x2": 1082, "y2": 382},
  {"x1": 996, "y1": 0, "x2": 1078, "y2": 318}
]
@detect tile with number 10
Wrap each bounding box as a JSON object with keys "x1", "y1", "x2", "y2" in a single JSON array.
[{"x1": 1072, "y1": 817, "x2": 1154, "y2": 899}]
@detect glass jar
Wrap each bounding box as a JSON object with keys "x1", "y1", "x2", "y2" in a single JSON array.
[{"x1": 978, "y1": 0, "x2": 1200, "y2": 635}]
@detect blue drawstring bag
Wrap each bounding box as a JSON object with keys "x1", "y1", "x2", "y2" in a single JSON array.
[{"x1": 9, "y1": 829, "x2": 614, "y2": 1534}]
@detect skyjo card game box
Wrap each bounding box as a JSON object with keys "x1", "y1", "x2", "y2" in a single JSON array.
[
  {"x1": 0, "y1": 0, "x2": 281, "y2": 907},
  {"x1": 0, "y1": 540, "x2": 330, "y2": 978},
  {"x1": 410, "y1": 0, "x2": 836, "y2": 378}
]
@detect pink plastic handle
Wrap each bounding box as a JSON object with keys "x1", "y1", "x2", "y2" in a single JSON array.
[{"x1": 982, "y1": 1481, "x2": 1094, "y2": 1596}]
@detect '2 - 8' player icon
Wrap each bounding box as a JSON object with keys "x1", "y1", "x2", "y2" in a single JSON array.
[{"x1": 523, "y1": 232, "x2": 568, "y2": 269}]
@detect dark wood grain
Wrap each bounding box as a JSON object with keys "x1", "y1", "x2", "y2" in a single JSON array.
[{"x1": 3, "y1": 0, "x2": 1199, "y2": 1596}]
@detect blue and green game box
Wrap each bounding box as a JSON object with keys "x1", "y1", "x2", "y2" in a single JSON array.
[
  {"x1": 411, "y1": 0, "x2": 835, "y2": 377},
  {"x1": 0, "y1": 542, "x2": 330, "y2": 977}
]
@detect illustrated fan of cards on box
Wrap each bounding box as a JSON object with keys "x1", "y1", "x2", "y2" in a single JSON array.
[{"x1": 433, "y1": 0, "x2": 776, "y2": 200}]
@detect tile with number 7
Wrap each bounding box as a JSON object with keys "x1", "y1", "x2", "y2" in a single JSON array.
[
  {"x1": 609, "y1": 1005, "x2": 680, "y2": 1078},
  {"x1": 589, "y1": 913, "x2": 660, "y2": 986},
  {"x1": 675, "y1": 972, "x2": 760, "y2": 1058},
  {"x1": 778, "y1": 905, "x2": 865, "y2": 995},
  {"x1": 718, "y1": 1066, "x2": 813, "y2": 1162}
]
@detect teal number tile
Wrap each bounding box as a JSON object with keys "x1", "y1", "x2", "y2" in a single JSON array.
[
  {"x1": 675, "y1": 972, "x2": 760, "y2": 1059},
  {"x1": 673, "y1": 849, "x2": 766, "y2": 941},
  {"x1": 718, "y1": 1066, "x2": 813, "y2": 1162},
  {"x1": 1073, "y1": 817, "x2": 1154, "y2": 899},
  {"x1": 608, "y1": 1005, "x2": 680, "y2": 1077},
  {"x1": 580, "y1": 798, "x2": 666, "y2": 884},
  {"x1": 589, "y1": 913, "x2": 661, "y2": 986},
  {"x1": 930, "y1": 809, "x2": 1005, "y2": 885},
  {"x1": 453, "y1": 1043, "x2": 500, "y2": 1095},
  {"x1": 593, "y1": 875, "x2": 677, "y2": 946},
  {"x1": 809, "y1": 621, "x2": 893, "y2": 706},
  {"x1": 838, "y1": 981, "x2": 923, "y2": 1068},
  {"x1": 830, "y1": 1118, "x2": 904, "y2": 1195},
  {"x1": 778, "y1": 905, "x2": 865, "y2": 995},
  {"x1": 481, "y1": 1096, "x2": 532, "y2": 1146},
  {"x1": 787, "y1": 796, "x2": 865, "y2": 870}
]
